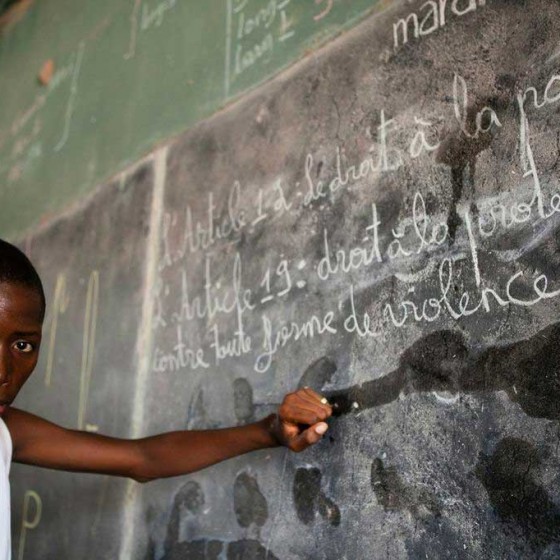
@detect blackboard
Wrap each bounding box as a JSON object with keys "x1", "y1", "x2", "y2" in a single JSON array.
[
  {"x1": 10, "y1": 0, "x2": 560, "y2": 558},
  {"x1": 11, "y1": 162, "x2": 154, "y2": 559},
  {"x1": 0, "y1": 0, "x2": 387, "y2": 240}
]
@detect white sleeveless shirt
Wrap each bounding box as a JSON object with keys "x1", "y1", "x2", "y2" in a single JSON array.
[{"x1": 0, "y1": 418, "x2": 12, "y2": 560}]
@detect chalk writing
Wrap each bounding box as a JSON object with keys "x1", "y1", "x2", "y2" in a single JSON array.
[
  {"x1": 317, "y1": 204, "x2": 382, "y2": 281},
  {"x1": 141, "y1": 0, "x2": 177, "y2": 31},
  {"x1": 124, "y1": 0, "x2": 177, "y2": 60},
  {"x1": 44, "y1": 274, "x2": 70, "y2": 387},
  {"x1": 153, "y1": 324, "x2": 210, "y2": 372},
  {"x1": 225, "y1": 0, "x2": 297, "y2": 95},
  {"x1": 409, "y1": 117, "x2": 441, "y2": 158},
  {"x1": 392, "y1": 0, "x2": 488, "y2": 50},
  {"x1": 158, "y1": 179, "x2": 299, "y2": 269},
  {"x1": 209, "y1": 320, "x2": 251, "y2": 364},
  {"x1": 255, "y1": 309, "x2": 337, "y2": 373},
  {"x1": 41, "y1": 270, "x2": 103, "y2": 431},
  {"x1": 260, "y1": 259, "x2": 293, "y2": 303},
  {"x1": 54, "y1": 42, "x2": 86, "y2": 152},
  {"x1": 10, "y1": 56, "x2": 75, "y2": 138},
  {"x1": 169, "y1": 253, "x2": 254, "y2": 325},
  {"x1": 78, "y1": 271, "x2": 99, "y2": 431},
  {"x1": 154, "y1": 63, "x2": 560, "y2": 377},
  {"x1": 313, "y1": 0, "x2": 333, "y2": 22},
  {"x1": 10, "y1": 118, "x2": 41, "y2": 164},
  {"x1": 124, "y1": 0, "x2": 142, "y2": 60},
  {"x1": 17, "y1": 490, "x2": 42, "y2": 560},
  {"x1": 517, "y1": 69, "x2": 560, "y2": 172},
  {"x1": 3, "y1": 49, "x2": 80, "y2": 183},
  {"x1": 159, "y1": 182, "x2": 246, "y2": 267},
  {"x1": 453, "y1": 74, "x2": 502, "y2": 138},
  {"x1": 301, "y1": 112, "x2": 447, "y2": 209}
]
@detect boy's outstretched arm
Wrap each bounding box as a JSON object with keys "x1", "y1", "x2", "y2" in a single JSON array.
[{"x1": 4, "y1": 387, "x2": 331, "y2": 482}]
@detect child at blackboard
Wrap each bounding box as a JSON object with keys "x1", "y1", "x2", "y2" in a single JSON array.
[{"x1": 0, "y1": 239, "x2": 332, "y2": 559}]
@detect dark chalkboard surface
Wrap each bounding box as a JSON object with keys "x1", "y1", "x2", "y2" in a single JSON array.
[
  {"x1": 136, "y1": 1, "x2": 560, "y2": 557},
  {"x1": 9, "y1": 0, "x2": 560, "y2": 558}
]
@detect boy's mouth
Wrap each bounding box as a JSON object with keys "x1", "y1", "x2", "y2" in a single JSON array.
[{"x1": 0, "y1": 404, "x2": 9, "y2": 416}]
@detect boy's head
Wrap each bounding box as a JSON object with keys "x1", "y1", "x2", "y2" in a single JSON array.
[
  {"x1": 0, "y1": 240, "x2": 45, "y2": 412},
  {"x1": 0, "y1": 240, "x2": 45, "y2": 322}
]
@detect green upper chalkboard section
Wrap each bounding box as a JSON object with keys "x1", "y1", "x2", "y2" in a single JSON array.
[{"x1": 0, "y1": 0, "x2": 386, "y2": 238}]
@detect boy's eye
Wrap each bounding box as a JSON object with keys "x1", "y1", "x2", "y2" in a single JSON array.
[{"x1": 13, "y1": 341, "x2": 34, "y2": 353}]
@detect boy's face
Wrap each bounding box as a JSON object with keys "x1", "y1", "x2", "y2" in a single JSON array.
[{"x1": 0, "y1": 282, "x2": 43, "y2": 414}]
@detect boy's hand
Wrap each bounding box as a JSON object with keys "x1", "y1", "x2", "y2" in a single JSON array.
[{"x1": 270, "y1": 387, "x2": 332, "y2": 452}]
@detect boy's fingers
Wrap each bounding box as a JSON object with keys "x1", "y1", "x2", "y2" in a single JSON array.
[
  {"x1": 289, "y1": 422, "x2": 328, "y2": 452},
  {"x1": 289, "y1": 388, "x2": 332, "y2": 417},
  {"x1": 280, "y1": 404, "x2": 326, "y2": 426},
  {"x1": 297, "y1": 390, "x2": 332, "y2": 417},
  {"x1": 301, "y1": 387, "x2": 327, "y2": 403},
  {"x1": 281, "y1": 395, "x2": 330, "y2": 423}
]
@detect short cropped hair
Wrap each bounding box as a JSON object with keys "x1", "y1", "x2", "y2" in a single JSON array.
[{"x1": 0, "y1": 239, "x2": 46, "y2": 320}]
